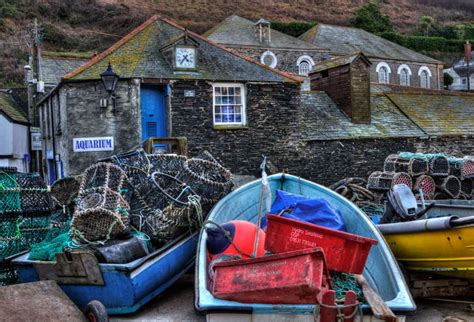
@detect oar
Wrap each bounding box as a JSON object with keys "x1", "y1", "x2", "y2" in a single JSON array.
[{"x1": 355, "y1": 274, "x2": 397, "y2": 322}]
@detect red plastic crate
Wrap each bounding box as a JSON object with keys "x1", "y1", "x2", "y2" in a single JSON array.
[
  {"x1": 211, "y1": 248, "x2": 331, "y2": 304},
  {"x1": 265, "y1": 215, "x2": 378, "y2": 274}
]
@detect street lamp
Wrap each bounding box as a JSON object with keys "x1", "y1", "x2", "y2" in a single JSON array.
[{"x1": 100, "y1": 63, "x2": 119, "y2": 113}]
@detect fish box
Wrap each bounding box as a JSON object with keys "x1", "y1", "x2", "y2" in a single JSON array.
[
  {"x1": 265, "y1": 215, "x2": 378, "y2": 274},
  {"x1": 211, "y1": 248, "x2": 330, "y2": 304}
]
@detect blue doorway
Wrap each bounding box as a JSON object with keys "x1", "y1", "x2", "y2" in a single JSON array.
[{"x1": 140, "y1": 85, "x2": 167, "y2": 142}]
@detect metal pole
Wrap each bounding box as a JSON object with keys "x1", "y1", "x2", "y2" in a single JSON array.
[{"x1": 468, "y1": 59, "x2": 471, "y2": 92}]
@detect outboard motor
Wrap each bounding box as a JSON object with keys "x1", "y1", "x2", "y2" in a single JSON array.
[{"x1": 380, "y1": 184, "x2": 435, "y2": 224}]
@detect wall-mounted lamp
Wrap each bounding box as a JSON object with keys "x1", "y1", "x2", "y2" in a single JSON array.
[{"x1": 100, "y1": 63, "x2": 120, "y2": 113}]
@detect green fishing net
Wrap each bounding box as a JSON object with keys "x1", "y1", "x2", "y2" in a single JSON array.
[
  {"x1": 28, "y1": 224, "x2": 71, "y2": 261},
  {"x1": 0, "y1": 171, "x2": 21, "y2": 215},
  {"x1": 330, "y1": 271, "x2": 366, "y2": 304}
]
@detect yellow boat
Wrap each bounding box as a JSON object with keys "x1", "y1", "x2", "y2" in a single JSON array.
[{"x1": 378, "y1": 210, "x2": 474, "y2": 281}]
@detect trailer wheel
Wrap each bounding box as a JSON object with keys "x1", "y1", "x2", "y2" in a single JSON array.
[{"x1": 85, "y1": 300, "x2": 109, "y2": 322}]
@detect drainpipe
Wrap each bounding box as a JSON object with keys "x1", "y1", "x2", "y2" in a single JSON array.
[{"x1": 49, "y1": 98, "x2": 57, "y2": 182}]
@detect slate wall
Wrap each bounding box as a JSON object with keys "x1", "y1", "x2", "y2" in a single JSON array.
[
  {"x1": 229, "y1": 46, "x2": 331, "y2": 75},
  {"x1": 170, "y1": 79, "x2": 302, "y2": 174}
]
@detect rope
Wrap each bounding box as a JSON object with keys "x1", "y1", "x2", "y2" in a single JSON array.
[{"x1": 203, "y1": 220, "x2": 254, "y2": 258}]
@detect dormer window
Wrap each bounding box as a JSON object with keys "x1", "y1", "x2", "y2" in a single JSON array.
[{"x1": 297, "y1": 55, "x2": 315, "y2": 76}]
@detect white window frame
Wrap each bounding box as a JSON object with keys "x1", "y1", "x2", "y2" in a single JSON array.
[
  {"x1": 296, "y1": 55, "x2": 315, "y2": 76},
  {"x1": 260, "y1": 50, "x2": 278, "y2": 68},
  {"x1": 418, "y1": 66, "x2": 432, "y2": 89},
  {"x1": 376, "y1": 62, "x2": 391, "y2": 84},
  {"x1": 298, "y1": 61, "x2": 311, "y2": 76},
  {"x1": 397, "y1": 64, "x2": 412, "y2": 86},
  {"x1": 212, "y1": 83, "x2": 246, "y2": 126},
  {"x1": 378, "y1": 66, "x2": 389, "y2": 84}
]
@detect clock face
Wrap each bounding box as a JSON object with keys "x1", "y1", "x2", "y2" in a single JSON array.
[{"x1": 175, "y1": 47, "x2": 196, "y2": 69}]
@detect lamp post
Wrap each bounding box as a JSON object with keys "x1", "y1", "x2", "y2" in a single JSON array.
[{"x1": 100, "y1": 63, "x2": 119, "y2": 113}]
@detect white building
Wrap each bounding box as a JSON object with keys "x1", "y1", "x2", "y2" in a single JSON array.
[
  {"x1": 444, "y1": 67, "x2": 474, "y2": 91},
  {"x1": 0, "y1": 91, "x2": 29, "y2": 172}
]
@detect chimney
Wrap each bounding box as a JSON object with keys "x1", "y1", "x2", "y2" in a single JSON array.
[
  {"x1": 465, "y1": 41, "x2": 471, "y2": 62},
  {"x1": 255, "y1": 18, "x2": 271, "y2": 43},
  {"x1": 309, "y1": 53, "x2": 372, "y2": 124}
]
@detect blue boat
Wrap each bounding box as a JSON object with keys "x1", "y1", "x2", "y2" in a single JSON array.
[
  {"x1": 12, "y1": 232, "x2": 198, "y2": 314},
  {"x1": 195, "y1": 173, "x2": 416, "y2": 316}
]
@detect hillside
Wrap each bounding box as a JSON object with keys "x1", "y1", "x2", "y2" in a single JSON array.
[{"x1": 1, "y1": 0, "x2": 474, "y2": 86}]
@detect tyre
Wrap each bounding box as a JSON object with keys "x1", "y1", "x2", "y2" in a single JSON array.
[{"x1": 85, "y1": 300, "x2": 109, "y2": 322}]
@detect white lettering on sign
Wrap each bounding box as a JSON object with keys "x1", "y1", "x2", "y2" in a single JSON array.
[{"x1": 73, "y1": 137, "x2": 114, "y2": 152}]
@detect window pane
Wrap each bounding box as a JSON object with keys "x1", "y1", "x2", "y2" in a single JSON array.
[
  {"x1": 222, "y1": 87, "x2": 228, "y2": 95},
  {"x1": 213, "y1": 85, "x2": 244, "y2": 124},
  {"x1": 235, "y1": 87, "x2": 241, "y2": 95},
  {"x1": 215, "y1": 96, "x2": 221, "y2": 104},
  {"x1": 215, "y1": 87, "x2": 221, "y2": 95},
  {"x1": 228, "y1": 87, "x2": 234, "y2": 95}
]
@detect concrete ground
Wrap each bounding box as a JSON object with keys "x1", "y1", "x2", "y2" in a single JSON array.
[{"x1": 111, "y1": 274, "x2": 474, "y2": 322}]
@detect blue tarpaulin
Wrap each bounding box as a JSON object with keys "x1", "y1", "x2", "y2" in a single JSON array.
[{"x1": 262, "y1": 190, "x2": 346, "y2": 231}]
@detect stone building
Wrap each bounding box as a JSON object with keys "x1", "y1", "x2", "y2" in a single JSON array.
[
  {"x1": 36, "y1": 15, "x2": 302, "y2": 182},
  {"x1": 204, "y1": 15, "x2": 330, "y2": 89},
  {"x1": 300, "y1": 24, "x2": 444, "y2": 90}
]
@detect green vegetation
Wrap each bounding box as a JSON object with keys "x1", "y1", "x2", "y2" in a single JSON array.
[
  {"x1": 379, "y1": 32, "x2": 465, "y2": 53},
  {"x1": 444, "y1": 72, "x2": 454, "y2": 88},
  {"x1": 270, "y1": 21, "x2": 316, "y2": 37},
  {"x1": 350, "y1": 3, "x2": 393, "y2": 33}
]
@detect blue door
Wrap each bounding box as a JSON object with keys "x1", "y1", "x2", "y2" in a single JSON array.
[{"x1": 140, "y1": 86, "x2": 167, "y2": 142}]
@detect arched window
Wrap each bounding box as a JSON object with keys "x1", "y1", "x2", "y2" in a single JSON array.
[
  {"x1": 376, "y1": 62, "x2": 391, "y2": 84},
  {"x1": 397, "y1": 64, "x2": 412, "y2": 86},
  {"x1": 418, "y1": 66, "x2": 432, "y2": 89},
  {"x1": 378, "y1": 66, "x2": 389, "y2": 83},
  {"x1": 298, "y1": 61, "x2": 311, "y2": 75},
  {"x1": 399, "y1": 68, "x2": 410, "y2": 86},
  {"x1": 296, "y1": 55, "x2": 315, "y2": 76}
]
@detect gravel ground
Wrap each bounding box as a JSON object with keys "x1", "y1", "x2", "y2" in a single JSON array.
[{"x1": 111, "y1": 274, "x2": 474, "y2": 322}]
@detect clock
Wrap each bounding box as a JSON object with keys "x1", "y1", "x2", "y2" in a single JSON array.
[{"x1": 175, "y1": 46, "x2": 196, "y2": 69}]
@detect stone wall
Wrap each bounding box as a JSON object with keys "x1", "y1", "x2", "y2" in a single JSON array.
[
  {"x1": 170, "y1": 79, "x2": 302, "y2": 174},
  {"x1": 230, "y1": 46, "x2": 330, "y2": 75},
  {"x1": 369, "y1": 58, "x2": 442, "y2": 89}
]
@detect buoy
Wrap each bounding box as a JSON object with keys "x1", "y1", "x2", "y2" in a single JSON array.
[{"x1": 206, "y1": 220, "x2": 266, "y2": 259}]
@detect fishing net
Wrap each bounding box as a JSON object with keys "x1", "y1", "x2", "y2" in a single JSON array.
[
  {"x1": 330, "y1": 271, "x2": 365, "y2": 303},
  {"x1": 367, "y1": 171, "x2": 412, "y2": 191},
  {"x1": 29, "y1": 227, "x2": 71, "y2": 261},
  {"x1": 460, "y1": 179, "x2": 473, "y2": 200},
  {"x1": 148, "y1": 154, "x2": 187, "y2": 177},
  {"x1": 130, "y1": 173, "x2": 203, "y2": 242},
  {"x1": 0, "y1": 170, "x2": 21, "y2": 218},
  {"x1": 383, "y1": 154, "x2": 428, "y2": 177},
  {"x1": 177, "y1": 158, "x2": 233, "y2": 206},
  {"x1": 413, "y1": 175, "x2": 436, "y2": 200},
  {"x1": 435, "y1": 176, "x2": 461, "y2": 199},
  {"x1": 71, "y1": 163, "x2": 131, "y2": 243},
  {"x1": 50, "y1": 176, "x2": 81, "y2": 209}
]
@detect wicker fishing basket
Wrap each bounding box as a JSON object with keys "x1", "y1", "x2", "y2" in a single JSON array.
[
  {"x1": 413, "y1": 175, "x2": 436, "y2": 200},
  {"x1": 434, "y1": 176, "x2": 461, "y2": 199},
  {"x1": 71, "y1": 163, "x2": 130, "y2": 242},
  {"x1": 177, "y1": 158, "x2": 233, "y2": 204},
  {"x1": 428, "y1": 155, "x2": 450, "y2": 177},
  {"x1": 383, "y1": 154, "x2": 429, "y2": 177},
  {"x1": 50, "y1": 176, "x2": 81, "y2": 208},
  {"x1": 460, "y1": 179, "x2": 473, "y2": 199},
  {"x1": 367, "y1": 171, "x2": 412, "y2": 191}
]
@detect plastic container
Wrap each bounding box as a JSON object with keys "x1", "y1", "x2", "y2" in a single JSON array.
[
  {"x1": 265, "y1": 215, "x2": 378, "y2": 274},
  {"x1": 211, "y1": 248, "x2": 330, "y2": 304}
]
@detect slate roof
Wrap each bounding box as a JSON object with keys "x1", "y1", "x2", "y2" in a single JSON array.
[
  {"x1": 301, "y1": 91, "x2": 424, "y2": 140},
  {"x1": 300, "y1": 24, "x2": 441, "y2": 64},
  {"x1": 64, "y1": 16, "x2": 301, "y2": 83},
  {"x1": 312, "y1": 52, "x2": 371, "y2": 73},
  {"x1": 0, "y1": 91, "x2": 28, "y2": 125},
  {"x1": 40, "y1": 55, "x2": 90, "y2": 85},
  {"x1": 386, "y1": 92, "x2": 474, "y2": 136},
  {"x1": 203, "y1": 15, "x2": 323, "y2": 50}
]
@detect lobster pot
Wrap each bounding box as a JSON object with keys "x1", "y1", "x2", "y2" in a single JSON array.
[
  {"x1": 462, "y1": 157, "x2": 474, "y2": 179},
  {"x1": 147, "y1": 154, "x2": 187, "y2": 177},
  {"x1": 413, "y1": 175, "x2": 436, "y2": 200},
  {"x1": 383, "y1": 154, "x2": 428, "y2": 177},
  {"x1": 448, "y1": 159, "x2": 463, "y2": 178},
  {"x1": 367, "y1": 171, "x2": 412, "y2": 191},
  {"x1": 177, "y1": 159, "x2": 233, "y2": 205},
  {"x1": 0, "y1": 169, "x2": 52, "y2": 218},
  {"x1": 435, "y1": 176, "x2": 461, "y2": 199},
  {"x1": 195, "y1": 150, "x2": 221, "y2": 165},
  {"x1": 428, "y1": 155, "x2": 450, "y2": 177},
  {"x1": 71, "y1": 163, "x2": 130, "y2": 242},
  {"x1": 110, "y1": 149, "x2": 152, "y2": 187},
  {"x1": 50, "y1": 176, "x2": 81, "y2": 208},
  {"x1": 460, "y1": 179, "x2": 473, "y2": 199},
  {"x1": 130, "y1": 173, "x2": 201, "y2": 242}
]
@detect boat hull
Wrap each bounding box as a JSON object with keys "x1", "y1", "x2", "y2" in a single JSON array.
[
  {"x1": 195, "y1": 174, "x2": 415, "y2": 315},
  {"x1": 383, "y1": 224, "x2": 474, "y2": 280},
  {"x1": 12, "y1": 232, "x2": 199, "y2": 314}
]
